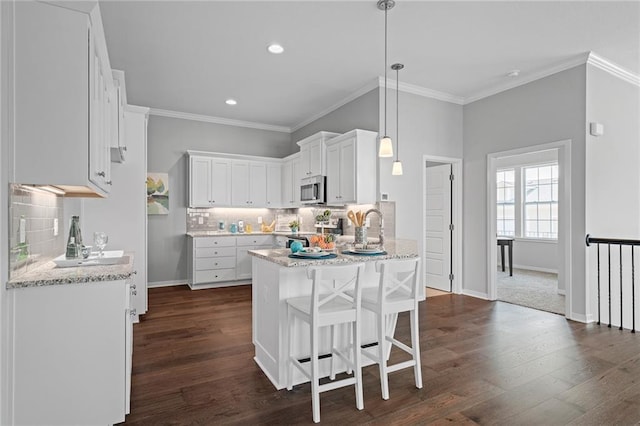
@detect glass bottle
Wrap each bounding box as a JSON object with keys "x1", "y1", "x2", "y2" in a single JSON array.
[{"x1": 65, "y1": 216, "x2": 83, "y2": 259}]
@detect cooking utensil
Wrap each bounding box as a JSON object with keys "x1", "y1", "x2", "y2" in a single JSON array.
[
  {"x1": 356, "y1": 211, "x2": 362, "y2": 226},
  {"x1": 347, "y1": 210, "x2": 358, "y2": 226}
]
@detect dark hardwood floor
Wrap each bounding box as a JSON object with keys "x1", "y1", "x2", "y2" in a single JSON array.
[{"x1": 121, "y1": 285, "x2": 640, "y2": 425}]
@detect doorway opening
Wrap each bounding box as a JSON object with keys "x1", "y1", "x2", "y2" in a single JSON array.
[
  {"x1": 487, "y1": 140, "x2": 573, "y2": 318},
  {"x1": 422, "y1": 156, "x2": 462, "y2": 295}
]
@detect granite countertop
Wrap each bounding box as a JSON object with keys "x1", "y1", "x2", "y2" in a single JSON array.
[
  {"x1": 7, "y1": 253, "x2": 135, "y2": 289},
  {"x1": 248, "y1": 239, "x2": 418, "y2": 268},
  {"x1": 187, "y1": 231, "x2": 318, "y2": 237}
]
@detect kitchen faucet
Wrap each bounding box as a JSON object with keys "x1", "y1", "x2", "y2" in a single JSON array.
[{"x1": 364, "y1": 208, "x2": 384, "y2": 248}]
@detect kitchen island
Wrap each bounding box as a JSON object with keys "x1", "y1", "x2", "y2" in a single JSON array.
[{"x1": 249, "y1": 239, "x2": 420, "y2": 389}]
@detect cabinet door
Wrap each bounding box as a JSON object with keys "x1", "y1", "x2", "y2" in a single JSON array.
[
  {"x1": 281, "y1": 161, "x2": 293, "y2": 207},
  {"x1": 339, "y1": 138, "x2": 357, "y2": 203},
  {"x1": 266, "y1": 163, "x2": 282, "y2": 207},
  {"x1": 326, "y1": 143, "x2": 341, "y2": 204},
  {"x1": 231, "y1": 161, "x2": 250, "y2": 206},
  {"x1": 308, "y1": 139, "x2": 324, "y2": 176},
  {"x1": 300, "y1": 145, "x2": 312, "y2": 178},
  {"x1": 249, "y1": 162, "x2": 267, "y2": 206},
  {"x1": 235, "y1": 247, "x2": 252, "y2": 280},
  {"x1": 210, "y1": 159, "x2": 231, "y2": 206},
  {"x1": 189, "y1": 157, "x2": 212, "y2": 207},
  {"x1": 291, "y1": 156, "x2": 302, "y2": 205}
]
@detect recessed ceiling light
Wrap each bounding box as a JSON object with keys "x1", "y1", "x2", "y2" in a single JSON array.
[
  {"x1": 225, "y1": 99, "x2": 237, "y2": 106},
  {"x1": 506, "y1": 70, "x2": 521, "y2": 78},
  {"x1": 267, "y1": 43, "x2": 284, "y2": 54}
]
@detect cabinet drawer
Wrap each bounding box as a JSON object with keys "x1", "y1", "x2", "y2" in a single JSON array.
[
  {"x1": 195, "y1": 268, "x2": 236, "y2": 284},
  {"x1": 236, "y1": 235, "x2": 274, "y2": 247},
  {"x1": 196, "y1": 246, "x2": 236, "y2": 258},
  {"x1": 195, "y1": 256, "x2": 236, "y2": 271},
  {"x1": 195, "y1": 236, "x2": 236, "y2": 248}
]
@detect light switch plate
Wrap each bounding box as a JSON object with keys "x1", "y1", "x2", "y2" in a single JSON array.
[{"x1": 53, "y1": 218, "x2": 59, "y2": 236}]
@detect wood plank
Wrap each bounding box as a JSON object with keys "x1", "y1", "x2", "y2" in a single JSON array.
[{"x1": 119, "y1": 285, "x2": 640, "y2": 425}]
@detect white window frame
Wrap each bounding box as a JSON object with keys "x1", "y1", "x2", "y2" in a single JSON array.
[
  {"x1": 523, "y1": 163, "x2": 559, "y2": 240},
  {"x1": 496, "y1": 168, "x2": 515, "y2": 237}
]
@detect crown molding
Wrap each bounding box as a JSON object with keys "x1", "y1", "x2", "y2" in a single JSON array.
[
  {"x1": 148, "y1": 108, "x2": 291, "y2": 133},
  {"x1": 290, "y1": 78, "x2": 380, "y2": 132},
  {"x1": 463, "y1": 52, "x2": 591, "y2": 104},
  {"x1": 586, "y1": 52, "x2": 640, "y2": 87},
  {"x1": 382, "y1": 76, "x2": 465, "y2": 105}
]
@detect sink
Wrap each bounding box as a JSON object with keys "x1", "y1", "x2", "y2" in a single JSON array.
[{"x1": 53, "y1": 250, "x2": 125, "y2": 268}]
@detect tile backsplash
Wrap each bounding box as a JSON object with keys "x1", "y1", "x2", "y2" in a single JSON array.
[{"x1": 9, "y1": 184, "x2": 65, "y2": 278}]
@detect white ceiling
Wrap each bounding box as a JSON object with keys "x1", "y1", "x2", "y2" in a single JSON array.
[{"x1": 100, "y1": 1, "x2": 640, "y2": 131}]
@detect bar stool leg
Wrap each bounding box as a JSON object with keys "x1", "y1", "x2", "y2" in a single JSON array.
[
  {"x1": 311, "y1": 322, "x2": 320, "y2": 423},
  {"x1": 410, "y1": 309, "x2": 423, "y2": 389},
  {"x1": 329, "y1": 324, "x2": 337, "y2": 380},
  {"x1": 378, "y1": 312, "x2": 390, "y2": 400},
  {"x1": 286, "y1": 308, "x2": 294, "y2": 391},
  {"x1": 353, "y1": 320, "x2": 364, "y2": 410}
]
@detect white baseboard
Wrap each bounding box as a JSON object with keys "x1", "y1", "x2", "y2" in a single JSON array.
[
  {"x1": 148, "y1": 280, "x2": 188, "y2": 288},
  {"x1": 462, "y1": 288, "x2": 490, "y2": 300},
  {"x1": 569, "y1": 312, "x2": 592, "y2": 323},
  {"x1": 497, "y1": 263, "x2": 558, "y2": 274}
]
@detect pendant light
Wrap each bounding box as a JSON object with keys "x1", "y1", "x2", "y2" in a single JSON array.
[
  {"x1": 377, "y1": 0, "x2": 395, "y2": 158},
  {"x1": 391, "y1": 63, "x2": 403, "y2": 175}
]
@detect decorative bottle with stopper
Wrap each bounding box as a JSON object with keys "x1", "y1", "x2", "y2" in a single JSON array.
[{"x1": 65, "y1": 216, "x2": 83, "y2": 259}]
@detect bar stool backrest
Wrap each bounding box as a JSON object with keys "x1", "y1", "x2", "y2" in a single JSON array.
[
  {"x1": 307, "y1": 264, "x2": 365, "y2": 322},
  {"x1": 375, "y1": 258, "x2": 421, "y2": 310}
]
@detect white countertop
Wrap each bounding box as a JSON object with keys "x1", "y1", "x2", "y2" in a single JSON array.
[
  {"x1": 248, "y1": 239, "x2": 418, "y2": 268},
  {"x1": 7, "y1": 253, "x2": 135, "y2": 289}
]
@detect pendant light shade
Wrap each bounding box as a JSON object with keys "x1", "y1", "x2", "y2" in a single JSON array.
[
  {"x1": 378, "y1": 0, "x2": 395, "y2": 158},
  {"x1": 392, "y1": 160, "x2": 403, "y2": 175},
  {"x1": 391, "y1": 62, "x2": 404, "y2": 175},
  {"x1": 379, "y1": 136, "x2": 393, "y2": 157}
]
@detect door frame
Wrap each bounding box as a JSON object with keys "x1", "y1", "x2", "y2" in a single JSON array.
[
  {"x1": 486, "y1": 139, "x2": 573, "y2": 319},
  {"x1": 422, "y1": 155, "x2": 463, "y2": 294}
]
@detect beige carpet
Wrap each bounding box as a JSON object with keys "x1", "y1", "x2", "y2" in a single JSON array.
[{"x1": 497, "y1": 268, "x2": 564, "y2": 315}]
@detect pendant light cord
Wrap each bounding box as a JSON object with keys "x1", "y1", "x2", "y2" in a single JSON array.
[
  {"x1": 384, "y1": 5, "x2": 388, "y2": 137},
  {"x1": 396, "y1": 66, "x2": 399, "y2": 161}
]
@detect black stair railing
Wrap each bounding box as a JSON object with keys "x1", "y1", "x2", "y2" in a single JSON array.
[{"x1": 586, "y1": 234, "x2": 640, "y2": 332}]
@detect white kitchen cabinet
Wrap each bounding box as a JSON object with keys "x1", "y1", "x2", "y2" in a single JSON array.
[
  {"x1": 266, "y1": 162, "x2": 282, "y2": 207},
  {"x1": 188, "y1": 235, "x2": 275, "y2": 288},
  {"x1": 326, "y1": 129, "x2": 378, "y2": 205},
  {"x1": 232, "y1": 161, "x2": 267, "y2": 207},
  {"x1": 10, "y1": 279, "x2": 132, "y2": 425},
  {"x1": 110, "y1": 70, "x2": 128, "y2": 162},
  {"x1": 83, "y1": 106, "x2": 150, "y2": 319},
  {"x1": 14, "y1": 2, "x2": 115, "y2": 196},
  {"x1": 188, "y1": 155, "x2": 232, "y2": 207},
  {"x1": 281, "y1": 153, "x2": 301, "y2": 208},
  {"x1": 235, "y1": 235, "x2": 276, "y2": 280},
  {"x1": 296, "y1": 131, "x2": 339, "y2": 178}
]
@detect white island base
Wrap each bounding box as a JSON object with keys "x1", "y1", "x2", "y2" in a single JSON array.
[{"x1": 252, "y1": 256, "x2": 398, "y2": 389}]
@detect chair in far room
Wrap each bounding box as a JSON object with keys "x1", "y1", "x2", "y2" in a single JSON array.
[{"x1": 285, "y1": 263, "x2": 366, "y2": 423}]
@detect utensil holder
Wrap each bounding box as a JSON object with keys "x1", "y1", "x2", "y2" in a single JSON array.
[{"x1": 354, "y1": 227, "x2": 367, "y2": 245}]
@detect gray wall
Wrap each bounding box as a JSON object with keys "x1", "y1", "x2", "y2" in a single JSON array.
[
  {"x1": 291, "y1": 88, "x2": 379, "y2": 143},
  {"x1": 147, "y1": 115, "x2": 291, "y2": 284},
  {"x1": 463, "y1": 65, "x2": 587, "y2": 317},
  {"x1": 379, "y1": 90, "x2": 463, "y2": 265},
  {"x1": 585, "y1": 64, "x2": 640, "y2": 325}
]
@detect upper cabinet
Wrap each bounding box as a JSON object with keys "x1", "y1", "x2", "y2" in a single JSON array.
[
  {"x1": 281, "y1": 153, "x2": 301, "y2": 208},
  {"x1": 189, "y1": 156, "x2": 232, "y2": 208},
  {"x1": 188, "y1": 152, "x2": 282, "y2": 208},
  {"x1": 296, "y1": 132, "x2": 339, "y2": 178},
  {"x1": 14, "y1": 2, "x2": 117, "y2": 197},
  {"x1": 326, "y1": 130, "x2": 378, "y2": 206}
]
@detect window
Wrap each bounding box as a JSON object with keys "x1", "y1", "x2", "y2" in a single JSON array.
[
  {"x1": 496, "y1": 169, "x2": 515, "y2": 236},
  {"x1": 524, "y1": 164, "x2": 558, "y2": 239}
]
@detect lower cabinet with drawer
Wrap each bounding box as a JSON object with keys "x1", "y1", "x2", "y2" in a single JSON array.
[{"x1": 187, "y1": 234, "x2": 274, "y2": 289}]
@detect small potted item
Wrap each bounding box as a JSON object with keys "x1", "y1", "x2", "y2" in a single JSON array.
[{"x1": 289, "y1": 220, "x2": 299, "y2": 234}]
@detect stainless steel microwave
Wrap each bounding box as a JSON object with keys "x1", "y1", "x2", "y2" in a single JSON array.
[{"x1": 300, "y1": 175, "x2": 326, "y2": 204}]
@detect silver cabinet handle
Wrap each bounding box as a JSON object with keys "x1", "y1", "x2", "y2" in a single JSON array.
[
  {"x1": 130, "y1": 309, "x2": 137, "y2": 317},
  {"x1": 131, "y1": 290, "x2": 137, "y2": 296},
  {"x1": 106, "y1": 181, "x2": 112, "y2": 185},
  {"x1": 97, "y1": 171, "x2": 106, "y2": 177},
  {"x1": 130, "y1": 283, "x2": 137, "y2": 289}
]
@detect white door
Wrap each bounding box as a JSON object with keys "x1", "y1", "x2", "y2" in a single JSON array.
[{"x1": 424, "y1": 163, "x2": 452, "y2": 292}]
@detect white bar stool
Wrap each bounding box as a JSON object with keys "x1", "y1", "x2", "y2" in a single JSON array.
[
  {"x1": 361, "y1": 258, "x2": 422, "y2": 400},
  {"x1": 286, "y1": 263, "x2": 365, "y2": 423}
]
